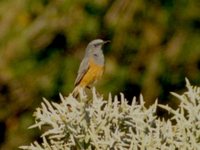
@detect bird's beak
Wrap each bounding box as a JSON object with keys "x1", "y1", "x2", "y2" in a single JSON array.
[{"x1": 103, "y1": 40, "x2": 110, "y2": 44}]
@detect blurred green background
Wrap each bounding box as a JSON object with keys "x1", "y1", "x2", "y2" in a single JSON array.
[{"x1": 0, "y1": 0, "x2": 200, "y2": 149}]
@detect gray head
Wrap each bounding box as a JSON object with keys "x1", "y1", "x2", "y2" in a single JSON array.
[
  {"x1": 88, "y1": 39, "x2": 107, "y2": 47},
  {"x1": 85, "y1": 39, "x2": 109, "y2": 55},
  {"x1": 85, "y1": 39, "x2": 110, "y2": 64}
]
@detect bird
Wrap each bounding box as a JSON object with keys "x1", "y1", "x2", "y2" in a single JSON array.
[{"x1": 72, "y1": 39, "x2": 110, "y2": 98}]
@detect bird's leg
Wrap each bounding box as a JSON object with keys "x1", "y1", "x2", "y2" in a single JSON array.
[
  {"x1": 72, "y1": 86, "x2": 86, "y2": 99},
  {"x1": 95, "y1": 91, "x2": 102, "y2": 98}
]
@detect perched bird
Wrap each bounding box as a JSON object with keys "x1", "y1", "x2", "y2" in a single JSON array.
[{"x1": 72, "y1": 39, "x2": 109, "y2": 97}]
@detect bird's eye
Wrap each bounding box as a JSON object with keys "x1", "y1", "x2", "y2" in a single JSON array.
[{"x1": 94, "y1": 43, "x2": 100, "y2": 47}]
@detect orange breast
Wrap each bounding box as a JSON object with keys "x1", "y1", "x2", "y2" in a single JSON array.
[{"x1": 79, "y1": 57, "x2": 104, "y2": 87}]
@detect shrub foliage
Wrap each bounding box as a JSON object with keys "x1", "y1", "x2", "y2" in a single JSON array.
[{"x1": 20, "y1": 79, "x2": 200, "y2": 149}]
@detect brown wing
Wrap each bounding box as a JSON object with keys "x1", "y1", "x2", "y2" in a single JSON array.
[{"x1": 74, "y1": 57, "x2": 89, "y2": 86}]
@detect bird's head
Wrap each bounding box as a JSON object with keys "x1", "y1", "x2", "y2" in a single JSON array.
[{"x1": 86, "y1": 39, "x2": 110, "y2": 54}]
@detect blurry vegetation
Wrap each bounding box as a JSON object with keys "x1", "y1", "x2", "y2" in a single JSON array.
[{"x1": 0, "y1": 0, "x2": 199, "y2": 149}]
